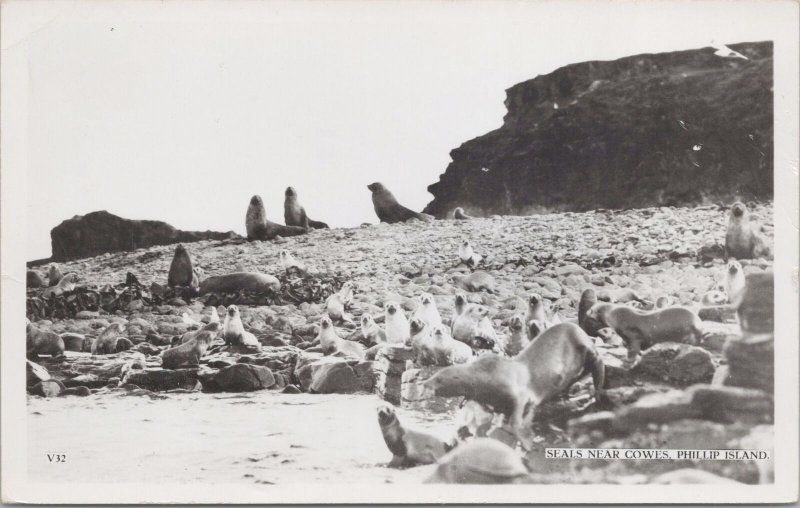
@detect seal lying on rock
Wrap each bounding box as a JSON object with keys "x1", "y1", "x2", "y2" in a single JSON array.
[
  {"x1": 725, "y1": 201, "x2": 772, "y2": 260},
  {"x1": 199, "y1": 272, "x2": 280, "y2": 295},
  {"x1": 284, "y1": 186, "x2": 329, "y2": 229},
  {"x1": 367, "y1": 182, "x2": 432, "y2": 223},
  {"x1": 180, "y1": 322, "x2": 221, "y2": 344},
  {"x1": 26, "y1": 320, "x2": 65, "y2": 359},
  {"x1": 167, "y1": 244, "x2": 199, "y2": 288},
  {"x1": 424, "y1": 323, "x2": 606, "y2": 447},
  {"x1": 326, "y1": 281, "x2": 356, "y2": 323},
  {"x1": 458, "y1": 240, "x2": 482, "y2": 268},
  {"x1": 452, "y1": 207, "x2": 473, "y2": 220},
  {"x1": 93, "y1": 323, "x2": 129, "y2": 355},
  {"x1": 412, "y1": 292, "x2": 442, "y2": 329},
  {"x1": 586, "y1": 302, "x2": 705, "y2": 359},
  {"x1": 452, "y1": 271, "x2": 495, "y2": 293},
  {"x1": 316, "y1": 317, "x2": 365, "y2": 358},
  {"x1": 424, "y1": 438, "x2": 529, "y2": 484},
  {"x1": 377, "y1": 405, "x2": 451, "y2": 467},
  {"x1": 222, "y1": 305, "x2": 260, "y2": 347},
  {"x1": 452, "y1": 302, "x2": 496, "y2": 350},
  {"x1": 725, "y1": 260, "x2": 746, "y2": 304},
  {"x1": 162, "y1": 326, "x2": 216, "y2": 369},
  {"x1": 246, "y1": 195, "x2": 307, "y2": 241}
]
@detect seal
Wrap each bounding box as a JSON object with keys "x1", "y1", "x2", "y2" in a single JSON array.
[
  {"x1": 26, "y1": 321, "x2": 65, "y2": 359},
  {"x1": 452, "y1": 207, "x2": 473, "y2": 220},
  {"x1": 48, "y1": 264, "x2": 64, "y2": 287},
  {"x1": 503, "y1": 315, "x2": 530, "y2": 356},
  {"x1": 377, "y1": 405, "x2": 451, "y2": 467},
  {"x1": 222, "y1": 305, "x2": 261, "y2": 347},
  {"x1": 597, "y1": 287, "x2": 648, "y2": 305},
  {"x1": 167, "y1": 244, "x2": 199, "y2": 288},
  {"x1": 701, "y1": 290, "x2": 728, "y2": 306},
  {"x1": 654, "y1": 295, "x2": 673, "y2": 309},
  {"x1": 408, "y1": 317, "x2": 435, "y2": 364},
  {"x1": 412, "y1": 292, "x2": 442, "y2": 329},
  {"x1": 316, "y1": 317, "x2": 365, "y2": 357},
  {"x1": 524, "y1": 293, "x2": 547, "y2": 339},
  {"x1": 430, "y1": 324, "x2": 473, "y2": 366},
  {"x1": 27, "y1": 270, "x2": 45, "y2": 288},
  {"x1": 245, "y1": 195, "x2": 307, "y2": 241},
  {"x1": 182, "y1": 312, "x2": 203, "y2": 328},
  {"x1": 458, "y1": 240, "x2": 482, "y2": 268},
  {"x1": 424, "y1": 322, "x2": 607, "y2": 447},
  {"x1": 42, "y1": 272, "x2": 79, "y2": 299},
  {"x1": 454, "y1": 400, "x2": 495, "y2": 439},
  {"x1": 93, "y1": 323, "x2": 128, "y2": 355},
  {"x1": 725, "y1": 201, "x2": 772, "y2": 260},
  {"x1": 326, "y1": 281, "x2": 356, "y2": 323},
  {"x1": 424, "y1": 438, "x2": 528, "y2": 484},
  {"x1": 453, "y1": 291, "x2": 469, "y2": 316},
  {"x1": 162, "y1": 327, "x2": 216, "y2": 369},
  {"x1": 578, "y1": 288, "x2": 604, "y2": 336},
  {"x1": 180, "y1": 322, "x2": 221, "y2": 344},
  {"x1": 452, "y1": 302, "x2": 496, "y2": 350},
  {"x1": 384, "y1": 301, "x2": 410, "y2": 344},
  {"x1": 283, "y1": 186, "x2": 329, "y2": 229},
  {"x1": 725, "y1": 260, "x2": 746, "y2": 304},
  {"x1": 586, "y1": 302, "x2": 705, "y2": 359},
  {"x1": 279, "y1": 249, "x2": 307, "y2": 275},
  {"x1": 360, "y1": 313, "x2": 386, "y2": 345},
  {"x1": 452, "y1": 271, "x2": 495, "y2": 293},
  {"x1": 367, "y1": 182, "x2": 433, "y2": 223},
  {"x1": 199, "y1": 272, "x2": 281, "y2": 295}
]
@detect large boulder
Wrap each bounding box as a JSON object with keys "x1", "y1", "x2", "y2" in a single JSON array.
[
  {"x1": 632, "y1": 343, "x2": 715, "y2": 385},
  {"x1": 50, "y1": 210, "x2": 238, "y2": 261},
  {"x1": 200, "y1": 364, "x2": 275, "y2": 392},
  {"x1": 294, "y1": 355, "x2": 376, "y2": 394},
  {"x1": 122, "y1": 368, "x2": 201, "y2": 391}
]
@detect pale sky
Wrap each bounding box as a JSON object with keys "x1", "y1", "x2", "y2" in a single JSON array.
[{"x1": 6, "y1": 0, "x2": 785, "y2": 260}]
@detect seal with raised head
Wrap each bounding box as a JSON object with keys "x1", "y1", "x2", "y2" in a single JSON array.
[
  {"x1": 222, "y1": 305, "x2": 261, "y2": 347},
  {"x1": 412, "y1": 292, "x2": 442, "y2": 329},
  {"x1": 162, "y1": 327, "x2": 216, "y2": 369},
  {"x1": 452, "y1": 207, "x2": 473, "y2": 220},
  {"x1": 408, "y1": 317, "x2": 435, "y2": 364},
  {"x1": 424, "y1": 323, "x2": 607, "y2": 446},
  {"x1": 42, "y1": 273, "x2": 79, "y2": 299},
  {"x1": 458, "y1": 240, "x2": 482, "y2": 268},
  {"x1": 26, "y1": 321, "x2": 65, "y2": 359},
  {"x1": 424, "y1": 438, "x2": 528, "y2": 484},
  {"x1": 284, "y1": 186, "x2": 329, "y2": 229},
  {"x1": 246, "y1": 194, "x2": 307, "y2": 241},
  {"x1": 725, "y1": 201, "x2": 772, "y2": 259},
  {"x1": 93, "y1": 323, "x2": 128, "y2": 355},
  {"x1": 316, "y1": 317, "x2": 365, "y2": 358},
  {"x1": 326, "y1": 281, "x2": 356, "y2": 323},
  {"x1": 503, "y1": 315, "x2": 529, "y2": 357},
  {"x1": 48, "y1": 264, "x2": 64, "y2": 287},
  {"x1": 377, "y1": 405, "x2": 451, "y2": 467},
  {"x1": 367, "y1": 182, "x2": 432, "y2": 223},
  {"x1": 384, "y1": 301, "x2": 410, "y2": 344},
  {"x1": 279, "y1": 249, "x2": 307, "y2": 275},
  {"x1": 430, "y1": 324, "x2": 473, "y2": 366},
  {"x1": 725, "y1": 260, "x2": 746, "y2": 304},
  {"x1": 452, "y1": 271, "x2": 495, "y2": 293},
  {"x1": 168, "y1": 244, "x2": 199, "y2": 288},
  {"x1": 452, "y1": 302, "x2": 496, "y2": 350},
  {"x1": 586, "y1": 302, "x2": 705, "y2": 359}
]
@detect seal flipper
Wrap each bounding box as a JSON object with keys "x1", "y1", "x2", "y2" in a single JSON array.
[{"x1": 584, "y1": 347, "x2": 614, "y2": 410}]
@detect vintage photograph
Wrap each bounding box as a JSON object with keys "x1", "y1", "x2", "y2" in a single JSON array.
[{"x1": 2, "y1": 0, "x2": 798, "y2": 504}]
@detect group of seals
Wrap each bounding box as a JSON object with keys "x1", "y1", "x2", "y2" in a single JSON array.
[{"x1": 246, "y1": 195, "x2": 308, "y2": 241}]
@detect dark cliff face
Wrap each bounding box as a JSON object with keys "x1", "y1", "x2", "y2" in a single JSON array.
[
  {"x1": 50, "y1": 211, "x2": 239, "y2": 261},
  {"x1": 424, "y1": 41, "x2": 773, "y2": 218}
]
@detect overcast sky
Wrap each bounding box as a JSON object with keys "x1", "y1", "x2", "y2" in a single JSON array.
[{"x1": 9, "y1": 0, "x2": 783, "y2": 260}]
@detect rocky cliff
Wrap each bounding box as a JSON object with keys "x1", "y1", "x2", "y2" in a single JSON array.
[
  {"x1": 49, "y1": 211, "x2": 239, "y2": 262},
  {"x1": 424, "y1": 41, "x2": 773, "y2": 218}
]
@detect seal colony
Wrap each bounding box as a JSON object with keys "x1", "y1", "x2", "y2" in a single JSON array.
[{"x1": 25, "y1": 199, "x2": 774, "y2": 485}]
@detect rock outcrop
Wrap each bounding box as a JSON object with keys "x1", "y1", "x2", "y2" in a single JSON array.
[
  {"x1": 50, "y1": 210, "x2": 239, "y2": 262},
  {"x1": 424, "y1": 41, "x2": 773, "y2": 217}
]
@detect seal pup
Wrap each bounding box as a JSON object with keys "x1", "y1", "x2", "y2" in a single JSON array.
[
  {"x1": 453, "y1": 291, "x2": 469, "y2": 316},
  {"x1": 503, "y1": 315, "x2": 530, "y2": 357},
  {"x1": 222, "y1": 305, "x2": 260, "y2": 347},
  {"x1": 725, "y1": 260, "x2": 746, "y2": 304},
  {"x1": 162, "y1": 327, "x2": 216, "y2": 369},
  {"x1": 384, "y1": 301, "x2": 410, "y2": 344},
  {"x1": 452, "y1": 271, "x2": 495, "y2": 293},
  {"x1": 279, "y1": 249, "x2": 307, "y2": 275},
  {"x1": 431, "y1": 325, "x2": 473, "y2": 366},
  {"x1": 452, "y1": 207, "x2": 473, "y2": 220},
  {"x1": 316, "y1": 317, "x2": 365, "y2": 358},
  {"x1": 26, "y1": 321, "x2": 65, "y2": 359},
  {"x1": 701, "y1": 290, "x2": 728, "y2": 306},
  {"x1": 424, "y1": 323, "x2": 606, "y2": 447},
  {"x1": 246, "y1": 195, "x2": 307, "y2": 241},
  {"x1": 283, "y1": 186, "x2": 329, "y2": 229},
  {"x1": 409, "y1": 317, "x2": 435, "y2": 364},
  {"x1": 167, "y1": 244, "x2": 199, "y2": 288},
  {"x1": 182, "y1": 312, "x2": 203, "y2": 328},
  {"x1": 458, "y1": 240, "x2": 482, "y2": 268},
  {"x1": 326, "y1": 281, "x2": 356, "y2": 323},
  {"x1": 452, "y1": 303, "x2": 496, "y2": 350},
  {"x1": 27, "y1": 270, "x2": 45, "y2": 288},
  {"x1": 725, "y1": 201, "x2": 772, "y2": 259},
  {"x1": 424, "y1": 438, "x2": 528, "y2": 484},
  {"x1": 42, "y1": 273, "x2": 79, "y2": 299},
  {"x1": 412, "y1": 293, "x2": 442, "y2": 329},
  {"x1": 524, "y1": 293, "x2": 547, "y2": 339},
  {"x1": 180, "y1": 322, "x2": 221, "y2": 344},
  {"x1": 377, "y1": 405, "x2": 450, "y2": 467},
  {"x1": 93, "y1": 323, "x2": 128, "y2": 355},
  {"x1": 586, "y1": 302, "x2": 705, "y2": 359},
  {"x1": 48, "y1": 264, "x2": 64, "y2": 287},
  {"x1": 360, "y1": 313, "x2": 386, "y2": 345},
  {"x1": 367, "y1": 182, "x2": 432, "y2": 223},
  {"x1": 654, "y1": 295, "x2": 673, "y2": 309}
]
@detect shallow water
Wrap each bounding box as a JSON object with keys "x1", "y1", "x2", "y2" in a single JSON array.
[{"x1": 28, "y1": 392, "x2": 454, "y2": 484}]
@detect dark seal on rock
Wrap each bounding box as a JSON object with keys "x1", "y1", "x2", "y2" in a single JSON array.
[
  {"x1": 367, "y1": 182, "x2": 432, "y2": 223},
  {"x1": 578, "y1": 288, "x2": 604, "y2": 336},
  {"x1": 161, "y1": 327, "x2": 216, "y2": 369},
  {"x1": 48, "y1": 264, "x2": 64, "y2": 286},
  {"x1": 725, "y1": 201, "x2": 772, "y2": 259},
  {"x1": 26, "y1": 321, "x2": 65, "y2": 359},
  {"x1": 377, "y1": 405, "x2": 450, "y2": 467},
  {"x1": 199, "y1": 272, "x2": 280, "y2": 295},
  {"x1": 284, "y1": 186, "x2": 328, "y2": 229},
  {"x1": 167, "y1": 244, "x2": 199, "y2": 288},
  {"x1": 93, "y1": 323, "x2": 128, "y2": 355},
  {"x1": 246, "y1": 195, "x2": 307, "y2": 241}
]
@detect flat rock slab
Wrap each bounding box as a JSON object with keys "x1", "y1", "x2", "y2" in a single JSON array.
[
  {"x1": 723, "y1": 333, "x2": 774, "y2": 393},
  {"x1": 122, "y1": 368, "x2": 201, "y2": 392},
  {"x1": 295, "y1": 355, "x2": 376, "y2": 394}
]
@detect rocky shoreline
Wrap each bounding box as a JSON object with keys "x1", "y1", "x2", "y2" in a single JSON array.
[{"x1": 26, "y1": 201, "x2": 774, "y2": 484}]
